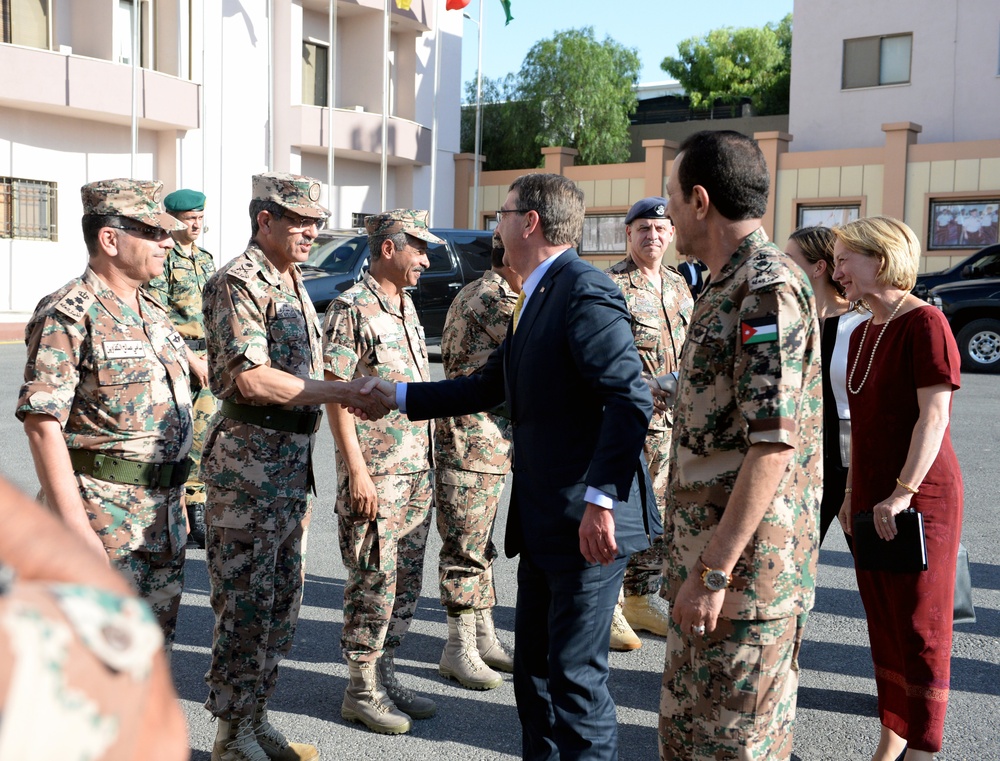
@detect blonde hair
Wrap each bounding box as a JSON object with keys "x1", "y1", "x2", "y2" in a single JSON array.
[{"x1": 832, "y1": 216, "x2": 920, "y2": 291}]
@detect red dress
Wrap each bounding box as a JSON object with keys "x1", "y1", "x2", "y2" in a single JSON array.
[{"x1": 847, "y1": 305, "x2": 963, "y2": 753}]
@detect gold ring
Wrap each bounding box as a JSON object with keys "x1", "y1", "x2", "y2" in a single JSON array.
[{"x1": 881, "y1": 516, "x2": 888, "y2": 523}]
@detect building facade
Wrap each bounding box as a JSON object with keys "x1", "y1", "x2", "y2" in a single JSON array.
[
  {"x1": 0, "y1": 0, "x2": 464, "y2": 318},
  {"x1": 457, "y1": 0, "x2": 1000, "y2": 275}
]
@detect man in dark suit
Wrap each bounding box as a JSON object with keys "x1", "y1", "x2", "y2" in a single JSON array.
[
  {"x1": 369, "y1": 173, "x2": 658, "y2": 760},
  {"x1": 677, "y1": 253, "x2": 709, "y2": 297}
]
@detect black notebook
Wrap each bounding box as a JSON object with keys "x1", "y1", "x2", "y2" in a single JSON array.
[{"x1": 853, "y1": 509, "x2": 928, "y2": 572}]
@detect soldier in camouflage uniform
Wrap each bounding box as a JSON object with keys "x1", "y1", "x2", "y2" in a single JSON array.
[
  {"x1": 200, "y1": 173, "x2": 389, "y2": 761},
  {"x1": 16, "y1": 179, "x2": 193, "y2": 648},
  {"x1": 659, "y1": 131, "x2": 822, "y2": 760},
  {"x1": 434, "y1": 231, "x2": 521, "y2": 690},
  {"x1": 145, "y1": 188, "x2": 216, "y2": 547},
  {"x1": 0, "y1": 476, "x2": 188, "y2": 761},
  {"x1": 322, "y1": 209, "x2": 440, "y2": 735},
  {"x1": 605, "y1": 197, "x2": 693, "y2": 651}
]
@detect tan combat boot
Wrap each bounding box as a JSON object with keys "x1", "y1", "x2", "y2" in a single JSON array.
[
  {"x1": 439, "y1": 610, "x2": 503, "y2": 690},
  {"x1": 253, "y1": 699, "x2": 319, "y2": 760},
  {"x1": 609, "y1": 601, "x2": 641, "y2": 651},
  {"x1": 341, "y1": 660, "x2": 412, "y2": 735},
  {"x1": 622, "y1": 593, "x2": 670, "y2": 637},
  {"x1": 212, "y1": 713, "x2": 269, "y2": 761},
  {"x1": 377, "y1": 648, "x2": 437, "y2": 719},
  {"x1": 474, "y1": 607, "x2": 514, "y2": 673}
]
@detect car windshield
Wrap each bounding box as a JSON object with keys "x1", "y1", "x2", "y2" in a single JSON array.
[{"x1": 305, "y1": 234, "x2": 367, "y2": 274}]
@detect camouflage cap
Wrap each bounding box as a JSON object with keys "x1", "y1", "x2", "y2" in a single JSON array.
[
  {"x1": 252, "y1": 172, "x2": 329, "y2": 219},
  {"x1": 80, "y1": 179, "x2": 186, "y2": 231},
  {"x1": 364, "y1": 209, "x2": 445, "y2": 244}
]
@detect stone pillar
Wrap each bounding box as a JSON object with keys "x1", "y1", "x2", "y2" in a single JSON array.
[
  {"x1": 754, "y1": 131, "x2": 793, "y2": 241},
  {"x1": 541, "y1": 146, "x2": 578, "y2": 175},
  {"x1": 453, "y1": 153, "x2": 481, "y2": 228},
  {"x1": 642, "y1": 139, "x2": 677, "y2": 199},
  {"x1": 881, "y1": 122, "x2": 922, "y2": 221}
]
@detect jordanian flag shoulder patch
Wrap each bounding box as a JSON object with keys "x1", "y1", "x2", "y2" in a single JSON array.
[{"x1": 741, "y1": 316, "x2": 778, "y2": 345}]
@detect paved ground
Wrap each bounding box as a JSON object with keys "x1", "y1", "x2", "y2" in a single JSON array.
[{"x1": 0, "y1": 341, "x2": 996, "y2": 760}]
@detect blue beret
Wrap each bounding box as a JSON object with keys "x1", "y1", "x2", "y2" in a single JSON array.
[
  {"x1": 624, "y1": 196, "x2": 668, "y2": 225},
  {"x1": 163, "y1": 189, "x2": 206, "y2": 213}
]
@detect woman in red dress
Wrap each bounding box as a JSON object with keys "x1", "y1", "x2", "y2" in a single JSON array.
[{"x1": 832, "y1": 217, "x2": 963, "y2": 761}]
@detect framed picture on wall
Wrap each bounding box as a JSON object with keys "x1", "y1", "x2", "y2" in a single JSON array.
[
  {"x1": 796, "y1": 205, "x2": 861, "y2": 229},
  {"x1": 928, "y1": 200, "x2": 1000, "y2": 249},
  {"x1": 580, "y1": 214, "x2": 627, "y2": 255}
]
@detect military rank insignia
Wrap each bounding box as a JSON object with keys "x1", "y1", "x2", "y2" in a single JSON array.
[{"x1": 741, "y1": 316, "x2": 778, "y2": 345}]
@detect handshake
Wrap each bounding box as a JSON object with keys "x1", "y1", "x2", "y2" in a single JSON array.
[
  {"x1": 645, "y1": 372, "x2": 678, "y2": 414},
  {"x1": 340, "y1": 376, "x2": 400, "y2": 421}
]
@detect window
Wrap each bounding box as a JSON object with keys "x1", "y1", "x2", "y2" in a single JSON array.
[
  {"x1": 928, "y1": 200, "x2": 999, "y2": 250},
  {"x1": 115, "y1": 0, "x2": 150, "y2": 66},
  {"x1": 302, "y1": 41, "x2": 329, "y2": 107},
  {"x1": 425, "y1": 242, "x2": 454, "y2": 274},
  {"x1": 450, "y1": 233, "x2": 493, "y2": 274},
  {"x1": 580, "y1": 215, "x2": 627, "y2": 255},
  {"x1": 842, "y1": 33, "x2": 911, "y2": 89},
  {"x1": 0, "y1": 178, "x2": 58, "y2": 241},
  {"x1": 2, "y1": 0, "x2": 49, "y2": 48},
  {"x1": 796, "y1": 205, "x2": 860, "y2": 229}
]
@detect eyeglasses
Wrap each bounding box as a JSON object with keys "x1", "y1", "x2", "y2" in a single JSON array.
[
  {"x1": 107, "y1": 224, "x2": 172, "y2": 242},
  {"x1": 276, "y1": 210, "x2": 323, "y2": 230},
  {"x1": 495, "y1": 208, "x2": 532, "y2": 224}
]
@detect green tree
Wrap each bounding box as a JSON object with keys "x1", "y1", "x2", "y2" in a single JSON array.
[
  {"x1": 463, "y1": 27, "x2": 640, "y2": 169},
  {"x1": 461, "y1": 74, "x2": 542, "y2": 171},
  {"x1": 519, "y1": 27, "x2": 640, "y2": 165},
  {"x1": 661, "y1": 14, "x2": 792, "y2": 116}
]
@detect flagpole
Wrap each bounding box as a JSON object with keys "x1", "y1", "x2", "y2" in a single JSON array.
[
  {"x1": 428, "y1": 0, "x2": 443, "y2": 225},
  {"x1": 380, "y1": 0, "x2": 390, "y2": 211},
  {"x1": 327, "y1": 0, "x2": 336, "y2": 222},
  {"x1": 465, "y1": 0, "x2": 483, "y2": 229}
]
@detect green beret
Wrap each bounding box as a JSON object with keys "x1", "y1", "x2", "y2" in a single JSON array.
[{"x1": 163, "y1": 189, "x2": 206, "y2": 213}]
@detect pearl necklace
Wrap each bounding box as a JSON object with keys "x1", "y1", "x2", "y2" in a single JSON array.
[{"x1": 847, "y1": 293, "x2": 907, "y2": 395}]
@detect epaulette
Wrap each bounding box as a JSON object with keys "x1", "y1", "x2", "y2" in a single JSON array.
[
  {"x1": 227, "y1": 258, "x2": 260, "y2": 284},
  {"x1": 606, "y1": 259, "x2": 629, "y2": 274},
  {"x1": 53, "y1": 286, "x2": 95, "y2": 322},
  {"x1": 747, "y1": 249, "x2": 788, "y2": 292}
]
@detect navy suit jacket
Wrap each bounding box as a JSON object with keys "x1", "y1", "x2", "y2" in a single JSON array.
[{"x1": 407, "y1": 249, "x2": 660, "y2": 570}]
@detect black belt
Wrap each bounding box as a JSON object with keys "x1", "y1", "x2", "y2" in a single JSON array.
[
  {"x1": 220, "y1": 399, "x2": 322, "y2": 434},
  {"x1": 69, "y1": 449, "x2": 191, "y2": 488},
  {"x1": 184, "y1": 338, "x2": 207, "y2": 351}
]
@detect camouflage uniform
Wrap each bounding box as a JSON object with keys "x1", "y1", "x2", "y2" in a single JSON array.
[
  {"x1": 322, "y1": 271, "x2": 433, "y2": 662},
  {"x1": 434, "y1": 270, "x2": 517, "y2": 609},
  {"x1": 659, "y1": 228, "x2": 822, "y2": 760},
  {"x1": 145, "y1": 240, "x2": 217, "y2": 514},
  {"x1": 200, "y1": 242, "x2": 324, "y2": 717},
  {"x1": 605, "y1": 257, "x2": 692, "y2": 597},
  {"x1": 17, "y1": 267, "x2": 193, "y2": 646},
  {"x1": 0, "y1": 576, "x2": 164, "y2": 761}
]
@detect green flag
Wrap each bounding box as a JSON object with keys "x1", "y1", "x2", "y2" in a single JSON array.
[{"x1": 499, "y1": 0, "x2": 513, "y2": 25}]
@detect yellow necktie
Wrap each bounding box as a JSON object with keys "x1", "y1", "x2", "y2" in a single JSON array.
[{"x1": 513, "y1": 291, "x2": 526, "y2": 332}]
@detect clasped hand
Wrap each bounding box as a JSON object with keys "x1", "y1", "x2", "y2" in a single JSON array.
[
  {"x1": 644, "y1": 373, "x2": 677, "y2": 414},
  {"x1": 343, "y1": 377, "x2": 398, "y2": 421}
]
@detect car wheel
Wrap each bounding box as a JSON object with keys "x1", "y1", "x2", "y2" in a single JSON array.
[{"x1": 956, "y1": 318, "x2": 1000, "y2": 373}]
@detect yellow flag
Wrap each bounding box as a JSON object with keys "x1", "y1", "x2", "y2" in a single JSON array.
[{"x1": 395, "y1": 0, "x2": 412, "y2": 9}]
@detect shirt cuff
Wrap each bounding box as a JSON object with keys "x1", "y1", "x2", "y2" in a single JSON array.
[
  {"x1": 584, "y1": 486, "x2": 615, "y2": 510},
  {"x1": 396, "y1": 382, "x2": 408, "y2": 414}
]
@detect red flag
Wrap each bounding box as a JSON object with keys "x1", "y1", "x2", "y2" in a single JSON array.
[{"x1": 446, "y1": 0, "x2": 471, "y2": 9}]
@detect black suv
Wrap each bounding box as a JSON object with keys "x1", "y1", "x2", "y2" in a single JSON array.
[
  {"x1": 913, "y1": 243, "x2": 1000, "y2": 297},
  {"x1": 926, "y1": 277, "x2": 1000, "y2": 373},
  {"x1": 300, "y1": 228, "x2": 494, "y2": 343}
]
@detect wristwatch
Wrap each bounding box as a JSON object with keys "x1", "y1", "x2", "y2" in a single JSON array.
[{"x1": 699, "y1": 560, "x2": 730, "y2": 592}]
